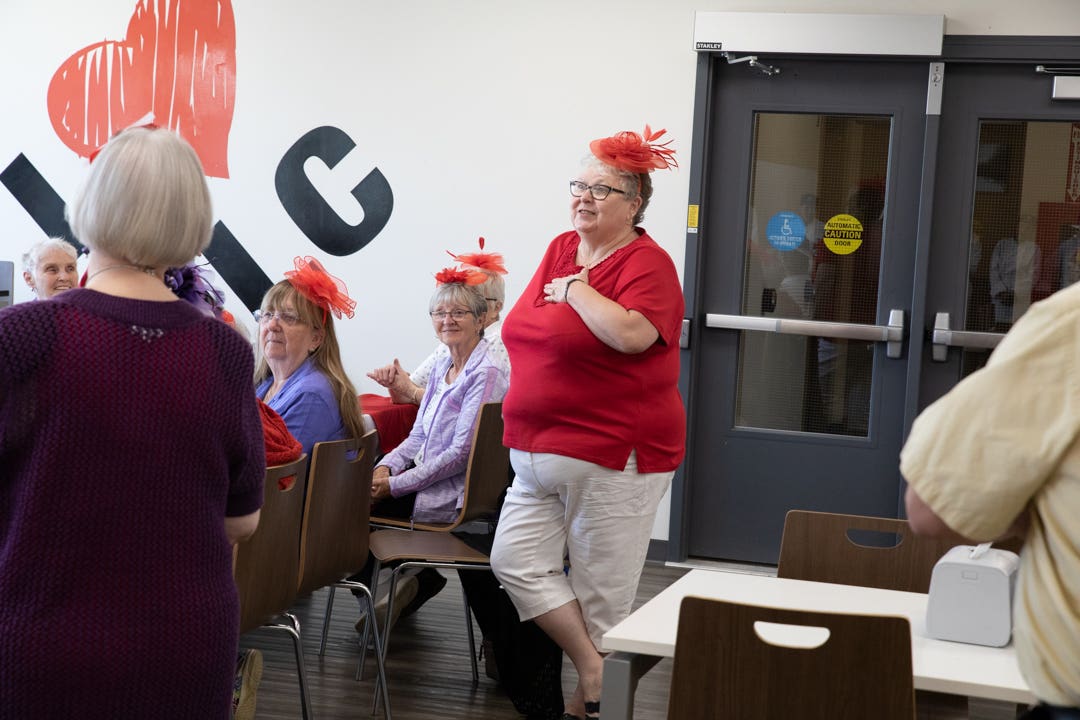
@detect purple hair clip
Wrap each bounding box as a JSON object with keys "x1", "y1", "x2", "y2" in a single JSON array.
[{"x1": 164, "y1": 263, "x2": 226, "y2": 318}]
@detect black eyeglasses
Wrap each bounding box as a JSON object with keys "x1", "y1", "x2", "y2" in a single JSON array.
[
  {"x1": 430, "y1": 309, "x2": 474, "y2": 321},
  {"x1": 569, "y1": 180, "x2": 627, "y2": 201}
]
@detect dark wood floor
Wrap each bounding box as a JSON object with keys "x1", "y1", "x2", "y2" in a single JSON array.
[{"x1": 243, "y1": 562, "x2": 690, "y2": 719}]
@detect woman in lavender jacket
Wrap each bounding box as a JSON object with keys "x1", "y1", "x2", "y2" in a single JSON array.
[
  {"x1": 372, "y1": 269, "x2": 509, "y2": 519},
  {"x1": 361, "y1": 269, "x2": 509, "y2": 620}
]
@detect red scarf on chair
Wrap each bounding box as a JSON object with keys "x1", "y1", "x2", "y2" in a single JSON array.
[{"x1": 259, "y1": 399, "x2": 303, "y2": 471}]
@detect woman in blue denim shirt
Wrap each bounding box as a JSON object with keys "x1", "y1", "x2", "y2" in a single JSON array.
[{"x1": 254, "y1": 257, "x2": 366, "y2": 455}]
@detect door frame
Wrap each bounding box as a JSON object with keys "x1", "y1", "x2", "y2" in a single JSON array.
[{"x1": 667, "y1": 32, "x2": 1080, "y2": 564}]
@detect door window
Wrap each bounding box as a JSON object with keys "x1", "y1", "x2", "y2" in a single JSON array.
[
  {"x1": 962, "y1": 119, "x2": 1080, "y2": 376},
  {"x1": 736, "y1": 112, "x2": 890, "y2": 437}
]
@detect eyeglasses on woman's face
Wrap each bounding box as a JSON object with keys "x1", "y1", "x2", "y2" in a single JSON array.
[
  {"x1": 430, "y1": 309, "x2": 474, "y2": 322},
  {"x1": 254, "y1": 309, "x2": 302, "y2": 326},
  {"x1": 569, "y1": 180, "x2": 627, "y2": 201}
]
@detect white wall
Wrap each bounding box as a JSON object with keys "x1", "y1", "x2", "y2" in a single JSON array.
[{"x1": 3, "y1": 0, "x2": 1077, "y2": 541}]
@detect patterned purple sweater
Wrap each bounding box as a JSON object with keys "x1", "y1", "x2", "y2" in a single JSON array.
[{"x1": 0, "y1": 288, "x2": 265, "y2": 718}]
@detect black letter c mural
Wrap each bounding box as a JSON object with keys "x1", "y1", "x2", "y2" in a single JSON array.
[{"x1": 275, "y1": 126, "x2": 394, "y2": 257}]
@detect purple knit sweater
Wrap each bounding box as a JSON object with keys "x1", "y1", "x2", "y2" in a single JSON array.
[{"x1": 0, "y1": 288, "x2": 265, "y2": 718}]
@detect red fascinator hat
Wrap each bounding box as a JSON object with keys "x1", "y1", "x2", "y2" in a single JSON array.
[
  {"x1": 434, "y1": 266, "x2": 486, "y2": 286},
  {"x1": 589, "y1": 124, "x2": 678, "y2": 173},
  {"x1": 446, "y1": 236, "x2": 508, "y2": 275},
  {"x1": 284, "y1": 256, "x2": 356, "y2": 322}
]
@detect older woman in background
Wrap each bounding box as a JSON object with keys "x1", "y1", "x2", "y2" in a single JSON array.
[
  {"x1": 491, "y1": 126, "x2": 685, "y2": 720},
  {"x1": 254, "y1": 257, "x2": 366, "y2": 456},
  {"x1": 372, "y1": 267, "x2": 509, "y2": 518},
  {"x1": 368, "y1": 238, "x2": 510, "y2": 405},
  {"x1": 351, "y1": 268, "x2": 510, "y2": 630},
  {"x1": 22, "y1": 236, "x2": 79, "y2": 298},
  {"x1": 0, "y1": 126, "x2": 265, "y2": 718}
]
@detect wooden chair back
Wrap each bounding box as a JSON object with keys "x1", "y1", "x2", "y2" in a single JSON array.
[
  {"x1": 297, "y1": 430, "x2": 377, "y2": 596},
  {"x1": 668, "y1": 596, "x2": 915, "y2": 720},
  {"x1": 455, "y1": 401, "x2": 510, "y2": 526},
  {"x1": 777, "y1": 509, "x2": 1022, "y2": 594},
  {"x1": 234, "y1": 454, "x2": 309, "y2": 634},
  {"x1": 372, "y1": 401, "x2": 509, "y2": 532}
]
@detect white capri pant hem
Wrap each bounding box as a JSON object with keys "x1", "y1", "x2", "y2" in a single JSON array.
[{"x1": 491, "y1": 448, "x2": 673, "y2": 648}]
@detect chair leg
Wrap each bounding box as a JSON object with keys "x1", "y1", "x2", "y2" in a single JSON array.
[
  {"x1": 462, "y1": 589, "x2": 479, "y2": 688},
  {"x1": 337, "y1": 580, "x2": 392, "y2": 720},
  {"x1": 365, "y1": 560, "x2": 491, "y2": 713},
  {"x1": 371, "y1": 566, "x2": 402, "y2": 718},
  {"x1": 358, "y1": 560, "x2": 383, "y2": 683},
  {"x1": 319, "y1": 585, "x2": 337, "y2": 657},
  {"x1": 380, "y1": 568, "x2": 401, "y2": 664},
  {"x1": 265, "y1": 613, "x2": 313, "y2": 720}
]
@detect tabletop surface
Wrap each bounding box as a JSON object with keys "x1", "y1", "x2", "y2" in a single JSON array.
[
  {"x1": 360, "y1": 393, "x2": 418, "y2": 454},
  {"x1": 601, "y1": 568, "x2": 1034, "y2": 704}
]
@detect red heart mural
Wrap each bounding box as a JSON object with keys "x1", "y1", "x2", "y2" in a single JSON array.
[{"x1": 47, "y1": 0, "x2": 236, "y2": 178}]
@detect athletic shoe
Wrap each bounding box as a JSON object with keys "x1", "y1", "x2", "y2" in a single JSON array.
[{"x1": 232, "y1": 649, "x2": 263, "y2": 720}]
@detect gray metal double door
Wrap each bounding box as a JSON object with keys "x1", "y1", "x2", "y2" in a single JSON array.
[{"x1": 683, "y1": 54, "x2": 1080, "y2": 564}]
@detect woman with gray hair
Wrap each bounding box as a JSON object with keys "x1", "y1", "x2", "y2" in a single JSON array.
[
  {"x1": 371, "y1": 267, "x2": 509, "y2": 521},
  {"x1": 350, "y1": 268, "x2": 509, "y2": 630},
  {"x1": 0, "y1": 126, "x2": 265, "y2": 718},
  {"x1": 21, "y1": 236, "x2": 79, "y2": 298},
  {"x1": 367, "y1": 238, "x2": 510, "y2": 405}
]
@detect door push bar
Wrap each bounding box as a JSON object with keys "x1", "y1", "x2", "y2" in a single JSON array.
[
  {"x1": 930, "y1": 312, "x2": 1004, "y2": 361},
  {"x1": 705, "y1": 309, "x2": 906, "y2": 359}
]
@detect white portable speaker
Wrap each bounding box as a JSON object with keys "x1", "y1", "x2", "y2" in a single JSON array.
[{"x1": 925, "y1": 543, "x2": 1019, "y2": 647}]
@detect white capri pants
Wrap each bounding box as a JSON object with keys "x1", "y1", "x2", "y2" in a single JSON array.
[{"x1": 490, "y1": 449, "x2": 673, "y2": 649}]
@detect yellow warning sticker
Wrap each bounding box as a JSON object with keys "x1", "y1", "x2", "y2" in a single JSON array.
[
  {"x1": 687, "y1": 204, "x2": 699, "y2": 229},
  {"x1": 823, "y1": 213, "x2": 863, "y2": 255}
]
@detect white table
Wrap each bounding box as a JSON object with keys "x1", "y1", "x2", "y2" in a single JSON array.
[{"x1": 600, "y1": 569, "x2": 1034, "y2": 720}]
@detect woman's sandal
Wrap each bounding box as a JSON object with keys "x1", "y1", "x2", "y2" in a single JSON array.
[{"x1": 560, "y1": 699, "x2": 599, "y2": 720}]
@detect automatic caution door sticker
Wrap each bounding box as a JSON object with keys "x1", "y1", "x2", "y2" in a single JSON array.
[{"x1": 823, "y1": 213, "x2": 863, "y2": 255}]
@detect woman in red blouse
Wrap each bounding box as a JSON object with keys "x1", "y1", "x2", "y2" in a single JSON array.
[{"x1": 491, "y1": 126, "x2": 685, "y2": 720}]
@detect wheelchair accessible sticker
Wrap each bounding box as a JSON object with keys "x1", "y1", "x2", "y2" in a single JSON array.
[
  {"x1": 766, "y1": 211, "x2": 806, "y2": 251},
  {"x1": 823, "y1": 213, "x2": 863, "y2": 255}
]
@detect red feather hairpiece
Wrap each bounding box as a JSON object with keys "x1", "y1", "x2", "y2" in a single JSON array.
[
  {"x1": 446, "y1": 236, "x2": 508, "y2": 275},
  {"x1": 589, "y1": 124, "x2": 678, "y2": 174},
  {"x1": 284, "y1": 256, "x2": 357, "y2": 322},
  {"x1": 434, "y1": 266, "x2": 486, "y2": 286}
]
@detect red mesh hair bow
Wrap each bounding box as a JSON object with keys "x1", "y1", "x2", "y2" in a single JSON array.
[
  {"x1": 446, "y1": 236, "x2": 508, "y2": 275},
  {"x1": 88, "y1": 122, "x2": 161, "y2": 163},
  {"x1": 589, "y1": 124, "x2": 678, "y2": 173},
  {"x1": 284, "y1": 256, "x2": 356, "y2": 321},
  {"x1": 434, "y1": 266, "x2": 486, "y2": 286}
]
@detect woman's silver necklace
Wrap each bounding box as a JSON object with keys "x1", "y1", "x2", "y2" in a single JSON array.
[
  {"x1": 583, "y1": 245, "x2": 620, "y2": 270},
  {"x1": 580, "y1": 229, "x2": 636, "y2": 270},
  {"x1": 86, "y1": 264, "x2": 159, "y2": 282}
]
